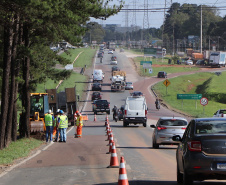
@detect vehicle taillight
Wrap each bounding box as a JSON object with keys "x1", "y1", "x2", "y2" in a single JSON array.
[
  {"x1": 187, "y1": 141, "x2": 201, "y2": 152},
  {"x1": 222, "y1": 113, "x2": 224, "y2": 117},
  {"x1": 181, "y1": 127, "x2": 186, "y2": 129},
  {"x1": 157, "y1": 126, "x2": 167, "y2": 130},
  {"x1": 145, "y1": 110, "x2": 147, "y2": 115},
  {"x1": 124, "y1": 110, "x2": 127, "y2": 115}
]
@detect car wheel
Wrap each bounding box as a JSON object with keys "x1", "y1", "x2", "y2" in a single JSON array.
[
  {"x1": 143, "y1": 122, "x2": 147, "y2": 127},
  {"x1": 152, "y1": 138, "x2": 159, "y2": 149},
  {"x1": 94, "y1": 111, "x2": 97, "y2": 115},
  {"x1": 177, "y1": 164, "x2": 183, "y2": 184},
  {"x1": 123, "y1": 121, "x2": 127, "y2": 127},
  {"x1": 107, "y1": 111, "x2": 110, "y2": 114},
  {"x1": 183, "y1": 170, "x2": 193, "y2": 185}
]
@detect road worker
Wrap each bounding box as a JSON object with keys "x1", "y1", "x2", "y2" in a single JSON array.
[
  {"x1": 75, "y1": 111, "x2": 83, "y2": 138},
  {"x1": 58, "y1": 110, "x2": 68, "y2": 142},
  {"x1": 54, "y1": 109, "x2": 61, "y2": 142},
  {"x1": 44, "y1": 110, "x2": 54, "y2": 143}
]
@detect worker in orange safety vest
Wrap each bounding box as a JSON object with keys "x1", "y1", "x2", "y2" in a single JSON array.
[{"x1": 75, "y1": 111, "x2": 83, "y2": 138}]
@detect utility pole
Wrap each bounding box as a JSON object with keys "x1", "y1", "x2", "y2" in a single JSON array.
[
  {"x1": 143, "y1": 0, "x2": 149, "y2": 48},
  {"x1": 200, "y1": 5, "x2": 203, "y2": 53}
]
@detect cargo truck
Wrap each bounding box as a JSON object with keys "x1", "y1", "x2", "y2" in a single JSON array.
[{"x1": 209, "y1": 51, "x2": 226, "y2": 67}]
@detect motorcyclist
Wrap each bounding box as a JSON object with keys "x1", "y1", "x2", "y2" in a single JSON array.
[
  {"x1": 155, "y1": 99, "x2": 160, "y2": 110},
  {"x1": 112, "y1": 105, "x2": 118, "y2": 121}
]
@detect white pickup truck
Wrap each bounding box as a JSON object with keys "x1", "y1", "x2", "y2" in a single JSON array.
[{"x1": 213, "y1": 109, "x2": 226, "y2": 117}]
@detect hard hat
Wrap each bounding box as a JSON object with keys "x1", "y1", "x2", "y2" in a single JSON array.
[
  {"x1": 59, "y1": 110, "x2": 64, "y2": 114},
  {"x1": 76, "y1": 110, "x2": 80, "y2": 114},
  {"x1": 57, "y1": 109, "x2": 60, "y2": 112},
  {"x1": 48, "y1": 110, "x2": 52, "y2": 114}
]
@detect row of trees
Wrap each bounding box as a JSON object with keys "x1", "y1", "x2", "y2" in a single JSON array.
[
  {"x1": 0, "y1": 0, "x2": 123, "y2": 149},
  {"x1": 84, "y1": 3, "x2": 226, "y2": 51}
]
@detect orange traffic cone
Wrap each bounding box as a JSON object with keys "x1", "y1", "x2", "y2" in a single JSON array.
[
  {"x1": 107, "y1": 141, "x2": 119, "y2": 168},
  {"x1": 109, "y1": 132, "x2": 114, "y2": 145},
  {"x1": 94, "y1": 114, "x2": 96, "y2": 121},
  {"x1": 118, "y1": 156, "x2": 129, "y2": 185},
  {"x1": 106, "y1": 139, "x2": 113, "y2": 154}
]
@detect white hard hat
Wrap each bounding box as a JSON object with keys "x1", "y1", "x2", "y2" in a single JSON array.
[{"x1": 48, "y1": 110, "x2": 52, "y2": 114}]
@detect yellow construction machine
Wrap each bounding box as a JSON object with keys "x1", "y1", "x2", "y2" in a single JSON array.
[{"x1": 30, "y1": 93, "x2": 49, "y2": 132}]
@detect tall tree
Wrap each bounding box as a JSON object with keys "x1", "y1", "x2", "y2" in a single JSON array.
[{"x1": 0, "y1": 0, "x2": 124, "y2": 149}]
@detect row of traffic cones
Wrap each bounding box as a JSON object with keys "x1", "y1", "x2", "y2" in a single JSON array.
[{"x1": 104, "y1": 114, "x2": 129, "y2": 185}]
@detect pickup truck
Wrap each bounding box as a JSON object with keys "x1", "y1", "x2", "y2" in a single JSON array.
[
  {"x1": 213, "y1": 109, "x2": 226, "y2": 117},
  {"x1": 92, "y1": 100, "x2": 110, "y2": 115}
]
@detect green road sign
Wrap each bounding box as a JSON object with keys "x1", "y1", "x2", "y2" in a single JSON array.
[
  {"x1": 140, "y1": 61, "x2": 152, "y2": 65},
  {"x1": 177, "y1": 94, "x2": 202, "y2": 100},
  {"x1": 144, "y1": 48, "x2": 157, "y2": 55}
]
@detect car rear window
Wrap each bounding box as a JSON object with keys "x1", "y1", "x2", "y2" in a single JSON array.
[
  {"x1": 159, "y1": 120, "x2": 187, "y2": 126},
  {"x1": 96, "y1": 100, "x2": 108, "y2": 105},
  {"x1": 196, "y1": 121, "x2": 226, "y2": 134},
  {"x1": 219, "y1": 110, "x2": 226, "y2": 114}
]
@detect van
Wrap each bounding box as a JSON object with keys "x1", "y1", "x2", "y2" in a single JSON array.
[
  {"x1": 123, "y1": 94, "x2": 147, "y2": 127},
  {"x1": 93, "y1": 69, "x2": 104, "y2": 82}
]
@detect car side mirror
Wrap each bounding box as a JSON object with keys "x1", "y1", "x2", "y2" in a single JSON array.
[{"x1": 172, "y1": 135, "x2": 182, "y2": 142}]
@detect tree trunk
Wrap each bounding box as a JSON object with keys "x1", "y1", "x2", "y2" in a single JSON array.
[
  {"x1": 6, "y1": 14, "x2": 20, "y2": 144},
  {"x1": 21, "y1": 23, "x2": 31, "y2": 138},
  {"x1": 0, "y1": 16, "x2": 14, "y2": 149}
]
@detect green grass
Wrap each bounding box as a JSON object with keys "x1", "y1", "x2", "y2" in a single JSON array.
[
  {"x1": 153, "y1": 71, "x2": 226, "y2": 118},
  {"x1": 34, "y1": 48, "x2": 96, "y2": 93},
  {"x1": 0, "y1": 138, "x2": 43, "y2": 165},
  {"x1": 133, "y1": 56, "x2": 200, "y2": 76}
]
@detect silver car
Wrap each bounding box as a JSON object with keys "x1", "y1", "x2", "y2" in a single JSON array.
[
  {"x1": 125, "y1": 82, "x2": 133, "y2": 90},
  {"x1": 150, "y1": 117, "x2": 188, "y2": 149}
]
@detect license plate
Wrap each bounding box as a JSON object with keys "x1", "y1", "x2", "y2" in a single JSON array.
[
  {"x1": 130, "y1": 118, "x2": 135, "y2": 119},
  {"x1": 217, "y1": 163, "x2": 226, "y2": 169},
  {"x1": 101, "y1": 109, "x2": 105, "y2": 111}
]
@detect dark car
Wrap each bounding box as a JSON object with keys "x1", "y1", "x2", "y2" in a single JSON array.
[
  {"x1": 118, "y1": 105, "x2": 125, "y2": 121},
  {"x1": 97, "y1": 52, "x2": 103, "y2": 58},
  {"x1": 111, "y1": 56, "x2": 117, "y2": 61},
  {"x1": 112, "y1": 66, "x2": 120, "y2": 72},
  {"x1": 92, "y1": 100, "x2": 110, "y2": 114},
  {"x1": 91, "y1": 92, "x2": 101, "y2": 101},
  {"x1": 130, "y1": 91, "x2": 143, "y2": 96},
  {"x1": 173, "y1": 117, "x2": 226, "y2": 185},
  {"x1": 196, "y1": 59, "x2": 206, "y2": 66},
  {"x1": 92, "y1": 83, "x2": 102, "y2": 91},
  {"x1": 157, "y1": 71, "x2": 167, "y2": 78}
]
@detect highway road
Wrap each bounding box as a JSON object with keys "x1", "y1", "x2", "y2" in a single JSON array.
[{"x1": 0, "y1": 49, "x2": 225, "y2": 185}]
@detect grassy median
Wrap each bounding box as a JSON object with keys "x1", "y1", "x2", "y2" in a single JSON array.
[{"x1": 153, "y1": 71, "x2": 226, "y2": 118}]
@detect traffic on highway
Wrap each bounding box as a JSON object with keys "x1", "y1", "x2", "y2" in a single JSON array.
[{"x1": 0, "y1": 47, "x2": 226, "y2": 185}]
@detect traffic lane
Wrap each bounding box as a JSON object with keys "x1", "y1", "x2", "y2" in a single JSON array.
[
  {"x1": 133, "y1": 76, "x2": 193, "y2": 122},
  {"x1": 109, "y1": 120, "x2": 178, "y2": 181}
]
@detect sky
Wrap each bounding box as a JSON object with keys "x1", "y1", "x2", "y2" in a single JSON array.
[{"x1": 90, "y1": 0, "x2": 226, "y2": 28}]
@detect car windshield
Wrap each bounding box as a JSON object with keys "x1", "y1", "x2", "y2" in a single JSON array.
[
  {"x1": 159, "y1": 119, "x2": 187, "y2": 126},
  {"x1": 126, "y1": 82, "x2": 132, "y2": 85},
  {"x1": 196, "y1": 121, "x2": 226, "y2": 134}
]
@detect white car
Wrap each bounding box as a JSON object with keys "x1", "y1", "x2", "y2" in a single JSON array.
[
  {"x1": 185, "y1": 60, "x2": 193, "y2": 65},
  {"x1": 108, "y1": 50, "x2": 114, "y2": 54},
  {"x1": 110, "y1": 60, "x2": 117, "y2": 65}
]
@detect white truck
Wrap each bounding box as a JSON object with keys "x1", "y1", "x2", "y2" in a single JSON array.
[
  {"x1": 209, "y1": 51, "x2": 226, "y2": 67},
  {"x1": 213, "y1": 109, "x2": 226, "y2": 117},
  {"x1": 110, "y1": 71, "x2": 126, "y2": 92},
  {"x1": 123, "y1": 94, "x2": 148, "y2": 127}
]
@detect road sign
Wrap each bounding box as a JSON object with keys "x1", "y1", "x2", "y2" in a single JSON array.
[
  {"x1": 200, "y1": 97, "x2": 208, "y2": 106},
  {"x1": 177, "y1": 94, "x2": 202, "y2": 100},
  {"x1": 143, "y1": 63, "x2": 152, "y2": 68},
  {"x1": 140, "y1": 61, "x2": 152, "y2": 65},
  {"x1": 149, "y1": 68, "x2": 153, "y2": 73},
  {"x1": 163, "y1": 79, "x2": 171, "y2": 87},
  {"x1": 144, "y1": 48, "x2": 157, "y2": 56}
]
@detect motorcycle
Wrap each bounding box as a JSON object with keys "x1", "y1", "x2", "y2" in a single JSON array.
[{"x1": 156, "y1": 103, "x2": 160, "y2": 110}]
